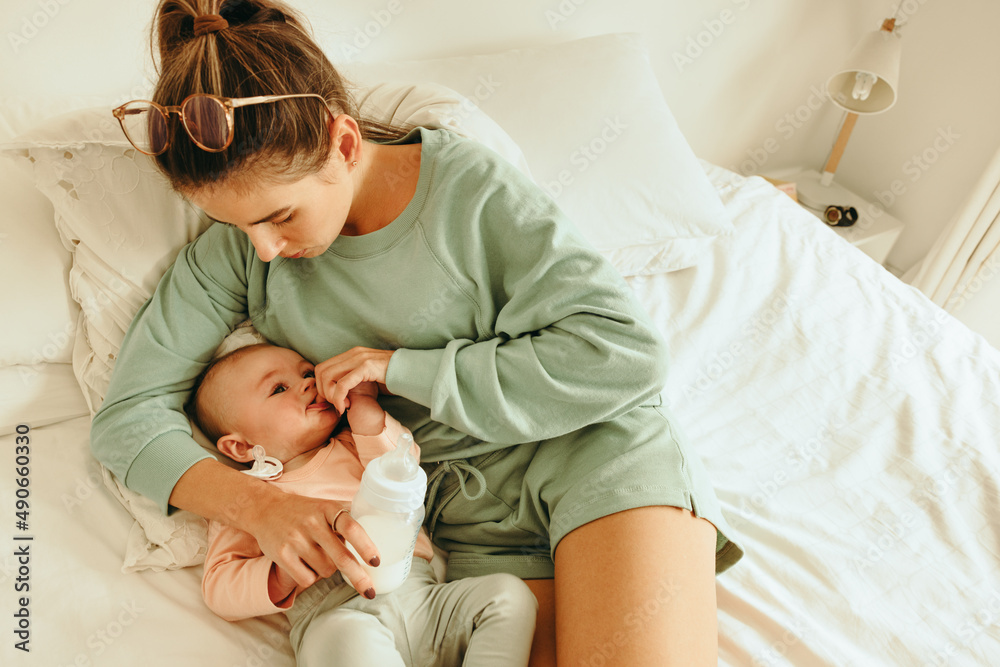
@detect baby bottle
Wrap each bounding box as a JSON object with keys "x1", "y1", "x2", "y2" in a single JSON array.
[{"x1": 344, "y1": 433, "x2": 427, "y2": 595}]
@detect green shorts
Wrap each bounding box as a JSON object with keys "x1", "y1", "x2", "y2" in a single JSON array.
[{"x1": 423, "y1": 401, "x2": 744, "y2": 580}]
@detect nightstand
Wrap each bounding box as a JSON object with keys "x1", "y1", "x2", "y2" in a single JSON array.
[{"x1": 765, "y1": 168, "x2": 905, "y2": 267}]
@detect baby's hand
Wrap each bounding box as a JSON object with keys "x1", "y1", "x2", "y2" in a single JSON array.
[
  {"x1": 268, "y1": 563, "x2": 299, "y2": 605},
  {"x1": 347, "y1": 381, "x2": 379, "y2": 402},
  {"x1": 346, "y1": 384, "x2": 385, "y2": 436},
  {"x1": 275, "y1": 564, "x2": 297, "y2": 589}
]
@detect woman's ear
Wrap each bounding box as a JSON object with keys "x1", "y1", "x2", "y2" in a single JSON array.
[
  {"x1": 329, "y1": 113, "x2": 362, "y2": 167},
  {"x1": 217, "y1": 434, "x2": 254, "y2": 463}
]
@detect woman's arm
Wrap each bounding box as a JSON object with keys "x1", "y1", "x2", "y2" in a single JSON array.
[
  {"x1": 419, "y1": 178, "x2": 669, "y2": 442},
  {"x1": 174, "y1": 459, "x2": 380, "y2": 594},
  {"x1": 90, "y1": 224, "x2": 250, "y2": 509},
  {"x1": 200, "y1": 501, "x2": 372, "y2": 620},
  {"x1": 90, "y1": 224, "x2": 379, "y2": 595}
]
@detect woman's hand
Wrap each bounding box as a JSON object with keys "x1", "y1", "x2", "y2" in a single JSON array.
[
  {"x1": 315, "y1": 347, "x2": 394, "y2": 414},
  {"x1": 248, "y1": 491, "x2": 381, "y2": 598}
]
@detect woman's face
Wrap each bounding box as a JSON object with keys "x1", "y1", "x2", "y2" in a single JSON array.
[
  {"x1": 188, "y1": 159, "x2": 356, "y2": 262},
  {"x1": 187, "y1": 115, "x2": 365, "y2": 263}
]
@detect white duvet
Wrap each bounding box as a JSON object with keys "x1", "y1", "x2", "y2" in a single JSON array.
[
  {"x1": 638, "y1": 165, "x2": 1000, "y2": 666},
  {"x1": 4, "y1": 164, "x2": 1000, "y2": 666}
]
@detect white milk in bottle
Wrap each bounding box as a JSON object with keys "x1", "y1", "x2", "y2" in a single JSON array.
[{"x1": 343, "y1": 432, "x2": 427, "y2": 594}]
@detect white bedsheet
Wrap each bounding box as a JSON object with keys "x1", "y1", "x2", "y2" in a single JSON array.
[
  {"x1": 4, "y1": 165, "x2": 1000, "y2": 666},
  {"x1": 633, "y1": 164, "x2": 1000, "y2": 666}
]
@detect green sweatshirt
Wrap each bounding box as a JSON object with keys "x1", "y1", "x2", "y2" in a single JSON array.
[{"x1": 90, "y1": 127, "x2": 670, "y2": 513}]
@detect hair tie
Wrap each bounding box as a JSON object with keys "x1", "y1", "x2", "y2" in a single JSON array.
[{"x1": 193, "y1": 13, "x2": 229, "y2": 36}]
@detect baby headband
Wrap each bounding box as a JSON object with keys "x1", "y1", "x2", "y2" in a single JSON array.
[{"x1": 193, "y1": 13, "x2": 229, "y2": 36}]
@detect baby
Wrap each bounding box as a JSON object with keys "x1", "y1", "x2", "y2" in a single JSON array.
[{"x1": 188, "y1": 342, "x2": 536, "y2": 667}]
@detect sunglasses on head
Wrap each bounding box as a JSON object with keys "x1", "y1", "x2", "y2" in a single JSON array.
[{"x1": 112, "y1": 93, "x2": 337, "y2": 156}]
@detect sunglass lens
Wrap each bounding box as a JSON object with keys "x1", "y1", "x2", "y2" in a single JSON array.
[
  {"x1": 183, "y1": 95, "x2": 230, "y2": 151},
  {"x1": 120, "y1": 102, "x2": 168, "y2": 155}
]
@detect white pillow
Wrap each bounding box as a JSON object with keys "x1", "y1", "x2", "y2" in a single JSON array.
[
  {"x1": 342, "y1": 32, "x2": 732, "y2": 275},
  {"x1": 2, "y1": 109, "x2": 211, "y2": 412},
  {"x1": 0, "y1": 81, "x2": 536, "y2": 572},
  {"x1": 0, "y1": 157, "x2": 79, "y2": 367},
  {"x1": 355, "y1": 81, "x2": 532, "y2": 178},
  {"x1": 0, "y1": 95, "x2": 148, "y2": 370}
]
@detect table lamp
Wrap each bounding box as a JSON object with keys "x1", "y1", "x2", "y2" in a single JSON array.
[{"x1": 796, "y1": 17, "x2": 902, "y2": 209}]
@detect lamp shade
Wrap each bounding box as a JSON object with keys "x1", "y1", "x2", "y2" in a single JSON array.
[{"x1": 826, "y1": 27, "x2": 902, "y2": 114}]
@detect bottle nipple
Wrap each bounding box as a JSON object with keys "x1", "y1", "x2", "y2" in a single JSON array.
[{"x1": 380, "y1": 433, "x2": 418, "y2": 482}]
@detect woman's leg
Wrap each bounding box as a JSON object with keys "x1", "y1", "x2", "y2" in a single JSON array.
[
  {"x1": 523, "y1": 578, "x2": 557, "y2": 667},
  {"x1": 527, "y1": 505, "x2": 718, "y2": 667},
  {"x1": 427, "y1": 404, "x2": 738, "y2": 665}
]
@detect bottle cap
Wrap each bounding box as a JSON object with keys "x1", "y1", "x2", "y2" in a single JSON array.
[{"x1": 358, "y1": 433, "x2": 426, "y2": 512}]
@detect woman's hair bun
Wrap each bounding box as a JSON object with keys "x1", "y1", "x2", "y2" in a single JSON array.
[
  {"x1": 217, "y1": 0, "x2": 277, "y2": 26},
  {"x1": 219, "y1": 0, "x2": 286, "y2": 27},
  {"x1": 161, "y1": 0, "x2": 286, "y2": 43}
]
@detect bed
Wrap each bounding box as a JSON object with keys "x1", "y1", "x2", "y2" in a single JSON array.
[{"x1": 3, "y1": 26, "x2": 1000, "y2": 667}]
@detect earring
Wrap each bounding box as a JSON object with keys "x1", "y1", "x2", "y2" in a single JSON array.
[
  {"x1": 242, "y1": 445, "x2": 283, "y2": 480},
  {"x1": 351, "y1": 160, "x2": 358, "y2": 167}
]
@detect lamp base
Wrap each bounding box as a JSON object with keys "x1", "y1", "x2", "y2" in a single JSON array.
[{"x1": 792, "y1": 169, "x2": 841, "y2": 212}]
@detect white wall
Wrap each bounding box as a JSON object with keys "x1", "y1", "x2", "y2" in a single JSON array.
[{"x1": 2, "y1": 0, "x2": 998, "y2": 278}]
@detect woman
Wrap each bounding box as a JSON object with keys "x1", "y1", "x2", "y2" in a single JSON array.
[{"x1": 94, "y1": 1, "x2": 743, "y2": 664}]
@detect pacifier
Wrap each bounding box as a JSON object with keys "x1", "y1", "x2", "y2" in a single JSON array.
[{"x1": 242, "y1": 445, "x2": 283, "y2": 480}]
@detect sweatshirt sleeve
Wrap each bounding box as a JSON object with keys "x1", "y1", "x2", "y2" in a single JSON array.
[
  {"x1": 89, "y1": 224, "x2": 254, "y2": 513},
  {"x1": 385, "y1": 140, "x2": 669, "y2": 444},
  {"x1": 202, "y1": 521, "x2": 299, "y2": 621},
  {"x1": 351, "y1": 412, "x2": 418, "y2": 468}
]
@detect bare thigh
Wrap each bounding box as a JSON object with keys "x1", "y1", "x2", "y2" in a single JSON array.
[{"x1": 524, "y1": 506, "x2": 718, "y2": 667}]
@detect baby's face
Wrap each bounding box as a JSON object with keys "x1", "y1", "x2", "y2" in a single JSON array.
[{"x1": 212, "y1": 345, "x2": 342, "y2": 463}]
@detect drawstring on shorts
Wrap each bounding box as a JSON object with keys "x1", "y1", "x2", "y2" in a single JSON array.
[{"x1": 424, "y1": 459, "x2": 488, "y2": 540}]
